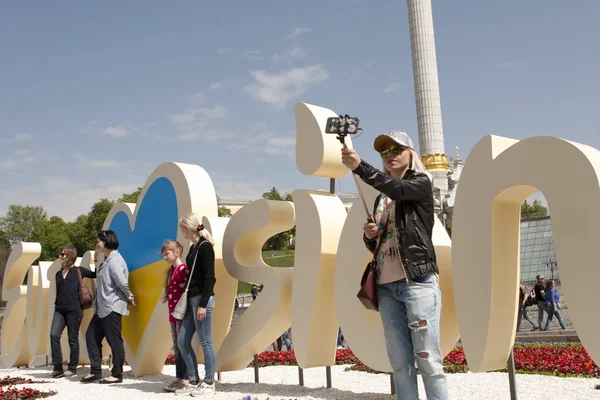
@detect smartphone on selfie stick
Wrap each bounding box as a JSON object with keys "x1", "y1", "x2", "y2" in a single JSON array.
[{"x1": 325, "y1": 115, "x2": 373, "y2": 224}]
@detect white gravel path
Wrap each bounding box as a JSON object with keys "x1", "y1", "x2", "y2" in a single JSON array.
[{"x1": 1, "y1": 364, "x2": 600, "y2": 399}]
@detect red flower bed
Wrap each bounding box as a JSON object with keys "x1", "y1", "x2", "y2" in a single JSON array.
[
  {"x1": 0, "y1": 377, "x2": 56, "y2": 399},
  {"x1": 161, "y1": 344, "x2": 600, "y2": 377},
  {"x1": 0, "y1": 386, "x2": 56, "y2": 399},
  {"x1": 444, "y1": 344, "x2": 600, "y2": 377}
]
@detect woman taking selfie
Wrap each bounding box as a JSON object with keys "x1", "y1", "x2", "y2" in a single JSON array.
[
  {"x1": 341, "y1": 131, "x2": 448, "y2": 400},
  {"x1": 50, "y1": 245, "x2": 96, "y2": 378}
]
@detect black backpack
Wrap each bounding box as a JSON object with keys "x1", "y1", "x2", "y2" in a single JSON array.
[{"x1": 524, "y1": 287, "x2": 537, "y2": 307}]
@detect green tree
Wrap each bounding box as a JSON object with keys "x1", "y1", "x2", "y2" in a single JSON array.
[
  {"x1": 67, "y1": 214, "x2": 90, "y2": 255},
  {"x1": 0, "y1": 205, "x2": 48, "y2": 244},
  {"x1": 31, "y1": 216, "x2": 71, "y2": 261},
  {"x1": 216, "y1": 195, "x2": 232, "y2": 218},
  {"x1": 261, "y1": 187, "x2": 294, "y2": 251},
  {"x1": 84, "y1": 198, "x2": 115, "y2": 249},
  {"x1": 118, "y1": 187, "x2": 143, "y2": 203},
  {"x1": 521, "y1": 199, "x2": 548, "y2": 220},
  {"x1": 0, "y1": 230, "x2": 9, "y2": 247}
]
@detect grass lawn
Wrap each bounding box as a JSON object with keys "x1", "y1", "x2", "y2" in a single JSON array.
[{"x1": 236, "y1": 249, "x2": 295, "y2": 294}]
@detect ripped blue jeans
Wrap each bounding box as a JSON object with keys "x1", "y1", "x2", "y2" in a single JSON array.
[{"x1": 377, "y1": 274, "x2": 448, "y2": 400}]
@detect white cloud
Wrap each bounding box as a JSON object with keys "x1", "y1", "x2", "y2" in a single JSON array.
[
  {"x1": 217, "y1": 48, "x2": 231, "y2": 55},
  {"x1": 287, "y1": 47, "x2": 308, "y2": 59},
  {"x1": 76, "y1": 159, "x2": 123, "y2": 169},
  {"x1": 13, "y1": 149, "x2": 32, "y2": 156},
  {"x1": 175, "y1": 130, "x2": 237, "y2": 143},
  {"x1": 14, "y1": 133, "x2": 32, "y2": 142},
  {"x1": 243, "y1": 49, "x2": 263, "y2": 61},
  {"x1": 198, "y1": 105, "x2": 227, "y2": 119},
  {"x1": 0, "y1": 159, "x2": 19, "y2": 170},
  {"x1": 0, "y1": 175, "x2": 144, "y2": 221},
  {"x1": 286, "y1": 27, "x2": 311, "y2": 41},
  {"x1": 0, "y1": 150, "x2": 58, "y2": 171},
  {"x1": 170, "y1": 113, "x2": 196, "y2": 125},
  {"x1": 384, "y1": 82, "x2": 402, "y2": 93},
  {"x1": 229, "y1": 129, "x2": 296, "y2": 158},
  {"x1": 209, "y1": 172, "x2": 270, "y2": 202},
  {"x1": 272, "y1": 47, "x2": 310, "y2": 64},
  {"x1": 104, "y1": 125, "x2": 130, "y2": 137},
  {"x1": 80, "y1": 120, "x2": 98, "y2": 135},
  {"x1": 209, "y1": 82, "x2": 222, "y2": 90},
  {"x1": 243, "y1": 64, "x2": 329, "y2": 109},
  {"x1": 496, "y1": 61, "x2": 517, "y2": 69}
]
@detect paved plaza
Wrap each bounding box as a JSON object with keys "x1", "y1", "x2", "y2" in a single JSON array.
[{"x1": 0, "y1": 363, "x2": 598, "y2": 399}]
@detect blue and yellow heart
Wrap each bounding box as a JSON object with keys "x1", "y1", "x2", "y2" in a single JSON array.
[{"x1": 107, "y1": 177, "x2": 178, "y2": 355}]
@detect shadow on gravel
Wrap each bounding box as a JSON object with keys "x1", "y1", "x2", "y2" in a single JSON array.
[
  {"x1": 216, "y1": 381, "x2": 394, "y2": 399},
  {"x1": 5, "y1": 365, "x2": 172, "y2": 394}
]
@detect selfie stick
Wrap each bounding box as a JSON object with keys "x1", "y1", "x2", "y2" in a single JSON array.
[{"x1": 352, "y1": 173, "x2": 374, "y2": 223}]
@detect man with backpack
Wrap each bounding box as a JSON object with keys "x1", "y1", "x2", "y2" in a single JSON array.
[
  {"x1": 534, "y1": 274, "x2": 547, "y2": 330},
  {"x1": 517, "y1": 283, "x2": 539, "y2": 332}
]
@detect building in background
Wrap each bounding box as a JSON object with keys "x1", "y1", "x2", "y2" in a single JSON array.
[{"x1": 520, "y1": 216, "x2": 558, "y2": 283}]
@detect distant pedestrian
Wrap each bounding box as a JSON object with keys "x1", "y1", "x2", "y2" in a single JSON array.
[
  {"x1": 544, "y1": 280, "x2": 566, "y2": 330},
  {"x1": 534, "y1": 274, "x2": 547, "y2": 330},
  {"x1": 516, "y1": 284, "x2": 538, "y2": 332}
]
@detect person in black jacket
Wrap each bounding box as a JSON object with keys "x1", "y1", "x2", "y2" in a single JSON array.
[
  {"x1": 341, "y1": 131, "x2": 448, "y2": 400},
  {"x1": 50, "y1": 245, "x2": 96, "y2": 378},
  {"x1": 175, "y1": 213, "x2": 217, "y2": 396}
]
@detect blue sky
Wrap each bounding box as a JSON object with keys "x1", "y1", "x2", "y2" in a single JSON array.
[{"x1": 1, "y1": 0, "x2": 599, "y2": 221}]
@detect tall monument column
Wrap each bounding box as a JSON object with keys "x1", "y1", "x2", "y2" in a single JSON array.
[{"x1": 406, "y1": 0, "x2": 450, "y2": 196}]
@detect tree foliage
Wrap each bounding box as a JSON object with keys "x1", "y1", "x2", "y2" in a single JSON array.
[
  {"x1": 521, "y1": 199, "x2": 549, "y2": 220},
  {"x1": 0, "y1": 205, "x2": 48, "y2": 244},
  {"x1": 118, "y1": 187, "x2": 142, "y2": 203},
  {"x1": 31, "y1": 216, "x2": 71, "y2": 261},
  {"x1": 261, "y1": 187, "x2": 294, "y2": 251},
  {"x1": 216, "y1": 195, "x2": 233, "y2": 218}
]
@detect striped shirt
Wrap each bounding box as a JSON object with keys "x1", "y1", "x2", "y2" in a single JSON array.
[{"x1": 94, "y1": 251, "x2": 134, "y2": 318}]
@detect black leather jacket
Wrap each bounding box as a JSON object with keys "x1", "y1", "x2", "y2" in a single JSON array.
[{"x1": 353, "y1": 160, "x2": 439, "y2": 280}]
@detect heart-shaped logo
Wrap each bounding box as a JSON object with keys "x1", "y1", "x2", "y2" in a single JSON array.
[{"x1": 101, "y1": 162, "x2": 219, "y2": 376}]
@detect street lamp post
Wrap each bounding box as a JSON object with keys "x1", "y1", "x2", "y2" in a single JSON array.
[{"x1": 545, "y1": 258, "x2": 557, "y2": 280}]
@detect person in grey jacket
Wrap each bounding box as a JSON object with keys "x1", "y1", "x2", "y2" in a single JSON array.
[{"x1": 81, "y1": 230, "x2": 136, "y2": 384}]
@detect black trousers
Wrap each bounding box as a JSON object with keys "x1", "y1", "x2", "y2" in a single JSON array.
[
  {"x1": 85, "y1": 312, "x2": 125, "y2": 377},
  {"x1": 50, "y1": 309, "x2": 83, "y2": 372}
]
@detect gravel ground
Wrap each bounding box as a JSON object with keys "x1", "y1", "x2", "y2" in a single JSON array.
[{"x1": 2, "y1": 364, "x2": 600, "y2": 399}]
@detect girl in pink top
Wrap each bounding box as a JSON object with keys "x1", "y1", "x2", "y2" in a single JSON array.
[{"x1": 161, "y1": 240, "x2": 189, "y2": 392}]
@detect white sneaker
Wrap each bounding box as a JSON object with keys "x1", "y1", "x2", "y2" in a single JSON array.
[
  {"x1": 175, "y1": 382, "x2": 198, "y2": 396},
  {"x1": 191, "y1": 382, "x2": 215, "y2": 396}
]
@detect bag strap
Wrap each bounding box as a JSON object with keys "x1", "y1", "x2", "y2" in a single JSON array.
[
  {"x1": 183, "y1": 241, "x2": 207, "y2": 292},
  {"x1": 76, "y1": 267, "x2": 83, "y2": 284}
]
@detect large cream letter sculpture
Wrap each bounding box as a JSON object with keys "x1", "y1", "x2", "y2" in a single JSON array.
[
  {"x1": 291, "y1": 190, "x2": 347, "y2": 368},
  {"x1": 218, "y1": 199, "x2": 295, "y2": 372},
  {"x1": 452, "y1": 135, "x2": 600, "y2": 372},
  {"x1": 25, "y1": 260, "x2": 51, "y2": 363},
  {"x1": 1, "y1": 242, "x2": 40, "y2": 367},
  {"x1": 101, "y1": 161, "x2": 236, "y2": 376},
  {"x1": 291, "y1": 102, "x2": 356, "y2": 368}
]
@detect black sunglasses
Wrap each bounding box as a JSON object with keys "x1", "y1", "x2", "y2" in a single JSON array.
[{"x1": 379, "y1": 145, "x2": 407, "y2": 159}]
